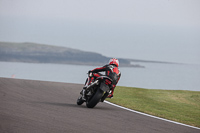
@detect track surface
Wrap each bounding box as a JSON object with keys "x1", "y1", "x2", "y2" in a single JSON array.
[{"x1": 0, "y1": 78, "x2": 199, "y2": 133}]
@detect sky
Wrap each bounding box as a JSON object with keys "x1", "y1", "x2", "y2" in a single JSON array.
[{"x1": 0, "y1": 0, "x2": 200, "y2": 64}]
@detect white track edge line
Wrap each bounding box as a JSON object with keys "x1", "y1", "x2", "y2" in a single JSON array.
[{"x1": 104, "y1": 101, "x2": 200, "y2": 130}]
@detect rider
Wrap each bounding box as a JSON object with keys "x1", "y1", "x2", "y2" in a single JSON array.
[{"x1": 82, "y1": 58, "x2": 121, "y2": 99}]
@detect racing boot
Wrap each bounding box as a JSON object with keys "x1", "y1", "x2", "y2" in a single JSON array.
[{"x1": 107, "y1": 94, "x2": 113, "y2": 98}]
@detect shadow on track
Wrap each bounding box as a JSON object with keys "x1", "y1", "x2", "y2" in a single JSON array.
[
  {"x1": 31, "y1": 101, "x2": 82, "y2": 108},
  {"x1": 31, "y1": 101, "x2": 113, "y2": 110}
]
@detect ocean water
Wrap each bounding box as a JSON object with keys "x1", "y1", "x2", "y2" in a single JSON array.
[{"x1": 0, "y1": 61, "x2": 199, "y2": 91}]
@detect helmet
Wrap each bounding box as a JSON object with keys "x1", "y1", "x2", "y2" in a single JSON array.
[{"x1": 109, "y1": 58, "x2": 119, "y2": 67}]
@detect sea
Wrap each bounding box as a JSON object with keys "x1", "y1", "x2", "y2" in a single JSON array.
[{"x1": 0, "y1": 61, "x2": 199, "y2": 91}]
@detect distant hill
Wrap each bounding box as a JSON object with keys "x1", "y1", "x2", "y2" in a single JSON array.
[{"x1": 0, "y1": 42, "x2": 142, "y2": 67}]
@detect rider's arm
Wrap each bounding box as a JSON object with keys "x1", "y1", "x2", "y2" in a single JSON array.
[
  {"x1": 108, "y1": 72, "x2": 121, "y2": 98},
  {"x1": 91, "y1": 65, "x2": 108, "y2": 73}
]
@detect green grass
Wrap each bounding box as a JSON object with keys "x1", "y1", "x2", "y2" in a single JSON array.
[{"x1": 107, "y1": 86, "x2": 200, "y2": 127}]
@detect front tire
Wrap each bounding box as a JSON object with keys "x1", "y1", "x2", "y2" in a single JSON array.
[
  {"x1": 86, "y1": 89, "x2": 104, "y2": 108},
  {"x1": 77, "y1": 95, "x2": 84, "y2": 105}
]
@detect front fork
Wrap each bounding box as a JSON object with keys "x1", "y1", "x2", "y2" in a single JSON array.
[
  {"x1": 81, "y1": 80, "x2": 99, "y2": 99},
  {"x1": 84, "y1": 72, "x2": 94, "y2": 87}
]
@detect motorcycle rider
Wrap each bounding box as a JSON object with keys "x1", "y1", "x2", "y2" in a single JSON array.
[{"x1": 82, "y1": 58, "x2": 121, "y2": 100}]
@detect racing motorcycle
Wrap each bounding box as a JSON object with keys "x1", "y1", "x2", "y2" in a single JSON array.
[{"x1": 77, "y1": 73, "x2": 113, "y2": 108}]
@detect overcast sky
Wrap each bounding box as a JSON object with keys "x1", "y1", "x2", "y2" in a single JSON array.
[{"x1": 0, "y1": 0, "x2": 200, "y2": 64}]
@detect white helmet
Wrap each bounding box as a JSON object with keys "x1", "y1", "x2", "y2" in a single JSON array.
[{"x1": 109, "y1": 58, "x2": 119, "y2": 67}]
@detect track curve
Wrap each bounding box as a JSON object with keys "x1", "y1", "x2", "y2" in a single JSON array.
[{"x1": 0, "y1": 78, "x2": 199, "y2": 133}]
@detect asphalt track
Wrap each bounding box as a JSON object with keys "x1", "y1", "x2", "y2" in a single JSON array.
[{"x1": 0, "y1": 78, "x2": 199, "y2": 133}]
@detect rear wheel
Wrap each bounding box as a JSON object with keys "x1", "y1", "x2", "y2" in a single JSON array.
[{"x1": 86, "y1": 89, "x2": 104, "y2": 108}]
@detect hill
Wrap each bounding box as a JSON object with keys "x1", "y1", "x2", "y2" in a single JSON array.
[{"x1": 0, "y1": 42, "x2": 140, "y2": 67}]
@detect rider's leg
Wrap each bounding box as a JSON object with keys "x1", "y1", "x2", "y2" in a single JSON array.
[
  {"x1": 107, "y1": 88, "x2": 114, "y2": 98},
  {"x1": 107, "y1": 85, "x2": 116, "y2": 98}
]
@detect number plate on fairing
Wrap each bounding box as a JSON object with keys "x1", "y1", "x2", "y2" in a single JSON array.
[{"x1": 100, "y1": 83, "x2": 110, "y2": 92}]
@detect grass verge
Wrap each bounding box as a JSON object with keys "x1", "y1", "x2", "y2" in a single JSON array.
[{"x1": 106, "y1": 86, "x2": 200, "y2": 127}]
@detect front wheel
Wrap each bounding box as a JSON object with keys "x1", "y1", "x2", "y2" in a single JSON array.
[
  {"x1": 77, "y1": 95, "x2": 84, "y2": 105},
  {"x1": 86, "y1": 89, "x2": 104, "y2": 108}
]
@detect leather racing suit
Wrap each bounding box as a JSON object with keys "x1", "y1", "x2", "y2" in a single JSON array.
[{"x1": 85, "y1": 64, "x2": 121, "y2": 98}]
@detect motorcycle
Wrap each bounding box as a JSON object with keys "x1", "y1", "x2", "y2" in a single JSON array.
[{"x1": 77, "y1": 73, "x2": 113, "y2": 108}]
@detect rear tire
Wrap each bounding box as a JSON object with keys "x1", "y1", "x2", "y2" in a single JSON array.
[
  {"x1": 86, "y1": 89, "x2": 103, "y2": 108},
  {"x1": 77, "y1": 95, "x2": 84, "y2": 105}
]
